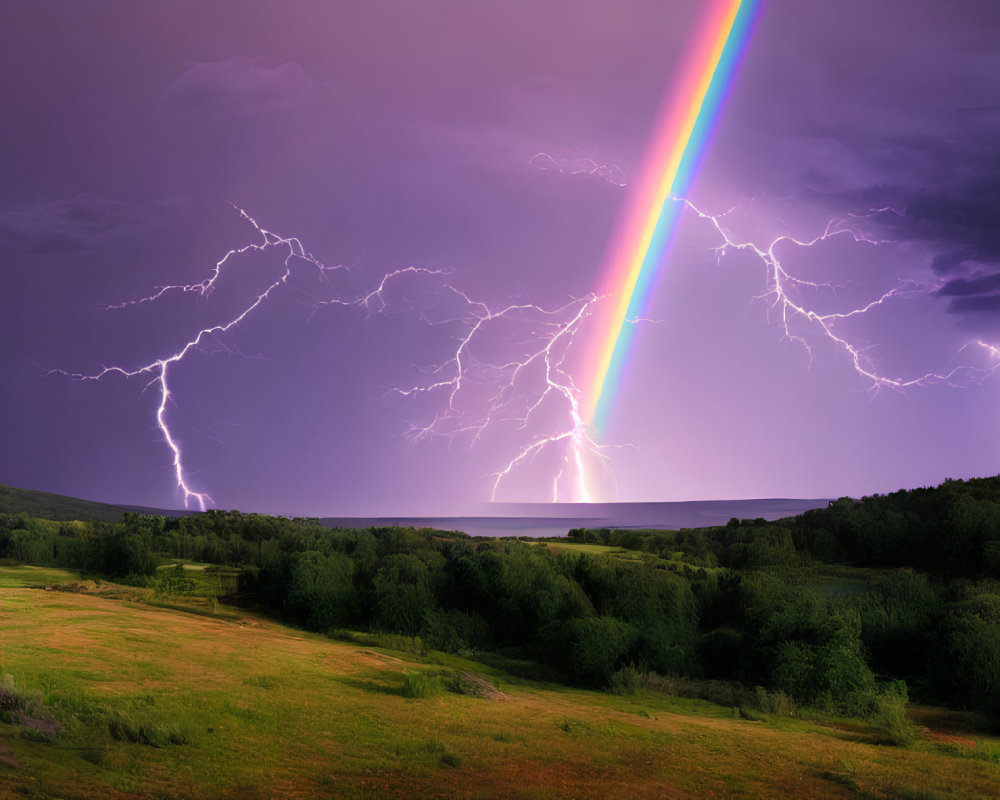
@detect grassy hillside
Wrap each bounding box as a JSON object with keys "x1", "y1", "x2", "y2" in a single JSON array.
[
  {"x1": 0, "y1": 566, "x2": 997, "y2": 799},
  {"x1": 0, "y1": 484, "x2": 129, "y2": 523}
]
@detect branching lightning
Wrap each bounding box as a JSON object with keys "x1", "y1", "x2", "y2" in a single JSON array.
[
  {"x1": 387, "y1": 291, "x2": 608, "y2": 502},
  {"x1": 561, "y1": 197, "x2": 1000, "y2": 502},
  {"x1": 677, "y1": 197, "x2": 1000, "y2": 391},
  {"x1": 529, "y1": 152, "x2": 627, "y2": 187},
  {"x1": 46, "y1": 193, "x2": 1000, "y2": 510},
  {"x1": 48, "y1": 206, "x2": 344, "y2": 510},
  {"x1": 48, "y1": 205, "x2": 616, "y2": 507}
]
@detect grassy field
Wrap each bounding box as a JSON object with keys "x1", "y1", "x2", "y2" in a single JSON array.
[
  {"x1": 533, "y1": 541, "x2": 629, "y2": 556},
  {"x1": 154, "y1": 561, "x2": 242, "y2": 598},
  {"x1": 0, "y1": 567, "x2": 997, "y2": 799},
  {"x1": 531, "y1": 541, "x2": 660, "y2": 562}
]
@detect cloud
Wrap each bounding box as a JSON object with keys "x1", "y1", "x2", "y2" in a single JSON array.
[
  {"x1": 883, "y1": 169, "x2": 1000, "y2": 315},
  {"x1": 935, "y1": 272, "x2": 1000, "y2": 298},
  {"x1": 798, "y1": 123, "x2": 1000, "y2": 319},
  {"x1": 162, "y1": 56, "x2": 314, "y2": 119},
  {"x1": 0, "y1": 194, "x2": 175, "y2": 254}
]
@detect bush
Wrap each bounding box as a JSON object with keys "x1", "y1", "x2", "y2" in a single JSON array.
[
  {"x1": 868, "y1": 682, "x2": 918, "y2": 746},
  {"x1": 541, "y1": 615, "x2": 636, "y2": 687},
  {"x1": 645, "y1": 674, "x2": 744, "y2": 707},
  {"x1": 610, "y1": 664, "x2": 642, "y2": 695},
  {"x1": 749, "y1": 685, "x2": 797, "y2": 717},
  {"x1": 107, "y1": 712, "x2": 189, "y2": 747},
  {"x1": 0, "y1": 674, "x2": 46, "y2": 725},
  {"x1": 402, "y1": 670, "x2": 441, "y2": 699}
]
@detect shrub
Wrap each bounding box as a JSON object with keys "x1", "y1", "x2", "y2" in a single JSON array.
[
  {"x1": 107, "y1": 712, "x2": 189, "y2": 747},
  {"x1": 868, "y1": 682, "x2": 918, "y2": 746},
  {"x1": 738, "y1": 705, "x2": 765, "y2": 721},
  {"x1": 563, "y1": 616, "x2": 637, "y2": 687},
  {"x1": 402, "y1": 670, "x2": 441, "y2": 699},
  {"x1": 749, "y1": 685, "x2": 797, "y2": 717},
  {"x1": 638, "y1": 673, "x2": 745, "y2": 707},
  {"x1": 0, "y1": 675, "x2": 46, "y2": 725},
  {"x1": 610, "y1": 664, "x2": 642, "y2": 695}
]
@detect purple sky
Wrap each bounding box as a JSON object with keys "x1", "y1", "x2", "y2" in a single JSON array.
[{"x1": 3, "y1": 0, "x2": 1000, "y2": 515}]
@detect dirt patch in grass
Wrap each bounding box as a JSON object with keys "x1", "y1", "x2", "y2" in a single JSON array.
[
  {"x1": 909, "y1": 706, "x2": 986, "y2": 749},
  {"x1": 920, "y1": 727, "x2": 976, "y2": 749},
  {"x1": 19, "y1": 714, "x2": 59, "y2": 736},
  {"x1": 0, "y1": 746, "x2": 21, "y2": 770},
  {"x1": 349, "y1": 650, "x2": 408, "y2": 671},
  {"x1": 909, "y1": 706, "x2": 983, "y2": 735},
  {"x1": 49, "y1": 579, "x2": 99, "y2": 592},
  {"x1": 452, "y1": 671, "x2": 507, "y2": 702}
]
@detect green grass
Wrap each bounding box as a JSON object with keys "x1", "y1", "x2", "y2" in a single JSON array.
[
  {"x1": 0, "y1": 566, "x2": 998, "y2": 799},
  {"x1": 0, "y1": 562, "x2": 79, "y2": 588},
  {"x1": 153, "y1": 561, "x2": 241, "y2": 598},
  {"x1": 107, "y1": 711, "x2": 191, "y2": 747},
  {"x1": 532, "y1": 541, "x2": 629, "y2": 555},
  {"x1": 801, "y1": 573, "x2": 870, "y2": 597},
  {"x1": 401, "y1": 670, "x2": 442, "y2": 698}
]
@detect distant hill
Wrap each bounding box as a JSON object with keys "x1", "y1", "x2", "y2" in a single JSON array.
[
  {"x1": 320, "y1": 498, "x2": 832, "y2": 538},
  {"x1": 0, "y1": 483, "x2": 130, "y2": 523}
]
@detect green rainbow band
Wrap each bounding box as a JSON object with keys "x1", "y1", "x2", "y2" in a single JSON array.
[{"x1": 585, "y1": 0, "x2": 761, "y2": 432}]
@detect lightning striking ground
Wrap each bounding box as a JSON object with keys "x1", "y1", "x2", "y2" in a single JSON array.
[
  {"x1": 48, "y1": 205, "x2": 613, "y2": 507},
  {"x1": 44, "y1": 195, "x2": 1000, "y2": 510},
  {"x1": 388, "y1": 290, "x2": 608, "y2": 502},
  {"x1": 543, "y1": 197, "x2": 1000, "y2": 503},
  {"x1": 47, "y1": 206, "x2": 342, "y2": 510}
]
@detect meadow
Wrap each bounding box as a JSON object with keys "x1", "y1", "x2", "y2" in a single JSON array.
[{"x1": 0, "y1": 563, "x2": 998, "y2": 799}]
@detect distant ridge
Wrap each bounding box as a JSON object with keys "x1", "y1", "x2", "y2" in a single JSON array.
[
  {"x1": 0, "y1": 483, "x2": 131, "y2": 523},
  {"x1": 0, "y1": 483, "x2": 831, "y2": 536},
  {"x1": 479, "y1": 499, "x2": 833, "y2": 521},
  {"x1": 319, "y1": 498, "x2": 833, "y2": 538}
]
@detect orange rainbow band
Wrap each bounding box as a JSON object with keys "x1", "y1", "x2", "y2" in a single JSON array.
[{"x1": 583, "y1": 0, "x2": 761, "y2": 430}]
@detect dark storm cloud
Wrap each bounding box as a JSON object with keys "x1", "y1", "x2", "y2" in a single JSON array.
[
  {"x1": 948, "y1": 295, "x2": 1000, "y2": 313},
  {"x1": 799, "y1": 123, "x2": 1000, "y2": 318},
  {"x1": 161, "y1": 56, "x2": 314, "y2": 119},
  {"x1": 891, "y1": 166, "x2": 1000, "y2": 315},
  {"x1": 4, "y1": 0, "x2": 1000, "y2": 511},
  {"x1": 0, "y1": 194, "x2": 176, "y2": 254},
  {"x1": 935, "y1": 272, "x2": 1000, "y2": 298}
]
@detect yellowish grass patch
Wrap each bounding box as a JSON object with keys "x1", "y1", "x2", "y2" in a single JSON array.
[{"x1": 0, "y1": 572, "x2": 995, "y2": 799}]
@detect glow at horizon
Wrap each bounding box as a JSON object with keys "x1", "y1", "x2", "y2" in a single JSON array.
[{"x1": 582, "y1": 0, "x2": 761, "y2": 432}]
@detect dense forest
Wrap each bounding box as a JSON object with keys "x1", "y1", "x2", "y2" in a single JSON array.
[{"x1": 3, "y1": 475, "x2": 1000, "y2": 732}]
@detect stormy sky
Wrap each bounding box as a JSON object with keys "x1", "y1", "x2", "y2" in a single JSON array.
[{"x1": 3, "y1": 0, "x2": 1000, "y2": 515}]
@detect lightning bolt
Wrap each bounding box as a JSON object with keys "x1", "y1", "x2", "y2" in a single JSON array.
[
  {"x1": 374, "y1": 276, "x2": 615, "y2": 501},
  {"x1": 677, "y1": 198, "x2": 1000, "y2": 391},
  {"x1": 47, "y1": 205, "x2": 345, "y2": 510},
  {"x1": 387, "y1": 290, "x2": 608, "y2": 502},
  {"x1": 47, "y1": 204, "x2": 615, "y2": 507},
  {"x1": 44, "y1": 196, "x2": 1000, "y2": 510},
  {"x1": 529, "y1": 152, "x2": 627, "y2": 187}
]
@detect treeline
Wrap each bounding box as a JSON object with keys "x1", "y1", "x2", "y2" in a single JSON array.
[
  {"x1": 565, "y1": 475, "x2": 1000, "y2": 717},
  {"x1": 0, "y1": 512, "x2": 699, "y2": 689},
  {"x1": 0, "y1": 515, "x2": 158, "y2": 579},
  {"x1": 1, "y1": 476, "x2": 999, "y2": 723},
  {"x1": 568, "y1": 475, "x2": 1000, "y2": 578}
]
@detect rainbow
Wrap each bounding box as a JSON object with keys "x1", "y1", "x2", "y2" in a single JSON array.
[{"x1": 582, "y1": 0, "x2": 761, "y2": 432}]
